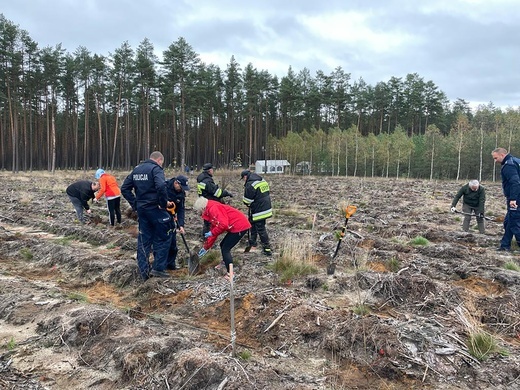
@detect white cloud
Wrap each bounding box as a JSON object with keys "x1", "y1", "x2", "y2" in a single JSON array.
[{"x1": 298, "y1": 11, "x2": 417, "y2": 53}]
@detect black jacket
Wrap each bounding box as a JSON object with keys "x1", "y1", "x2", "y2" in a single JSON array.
[
  {"x1": 196, "y1": 171, "x2": 231, "y2": 201},
  {"x1": 166, "y1": 178, "x2": 186, "y2": 227},
  {"x1": 242, "y1": 173, "x2": 273, "y2": 221},
  {"x1": 121, "y1": 159, "x2": 168, "y2": 211},
  {"x1": 66, "y1": 180, "x2": 96, "y2": 210}
]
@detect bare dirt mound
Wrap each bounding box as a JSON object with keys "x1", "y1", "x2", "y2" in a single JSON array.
[{"x1": 0, "y1": 172, "x2": 519, "y2": 389}]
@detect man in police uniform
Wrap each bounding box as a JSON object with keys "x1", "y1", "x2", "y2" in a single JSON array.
[
  {"x1": 241, "y1": 169, "x2": 273, "y2": 256},
  {"x1": 121, "y1": 151, "x2": 173, "y2": 280},
  {"x1": 196, "y1": 163, "x2": 233, "y2": 237}
]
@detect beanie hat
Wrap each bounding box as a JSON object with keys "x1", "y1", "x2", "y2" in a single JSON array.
[{"x1": 95, "y1": 169, "x2": 105, "y2": 179}]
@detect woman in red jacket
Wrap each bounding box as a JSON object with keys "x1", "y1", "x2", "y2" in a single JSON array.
[
  {"x1": 95, "y1": 169, "x2": 122, "y2": 226},
  {"x1": 193, "y1": 197, "x2": 251, "y2": 274}
]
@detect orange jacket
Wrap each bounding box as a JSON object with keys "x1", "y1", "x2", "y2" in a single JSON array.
[{"x1": 96, "y1": 173, "x2": 121, "y2": 200}]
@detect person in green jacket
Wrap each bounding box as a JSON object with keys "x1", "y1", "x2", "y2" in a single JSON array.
[{"x1": 451, "y1": 180, "x2": 486, "y2": 233}]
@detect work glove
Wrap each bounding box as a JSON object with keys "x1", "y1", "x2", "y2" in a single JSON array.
[
  {"x1": 450, "y1": 207, "x2": 456, "y2": 213},
  {"x1": 198, "y1": 248, "x2": 208, "y2": 258},
  {"x1": 222, "y1": 190, "x2": 233, "y2": 198},
  {"x1": 204, "y1": 231, "x2": 213, "y2": 238}
]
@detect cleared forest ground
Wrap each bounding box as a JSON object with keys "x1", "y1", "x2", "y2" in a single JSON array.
[{"x1": 0, "y1": 170, "x2": 519, "y2": 390}]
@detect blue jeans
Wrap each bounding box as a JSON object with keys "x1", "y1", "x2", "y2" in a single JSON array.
[
  {"x1": 69, "y1": 195, "x2": 85, "y2": 222},
  {"x1": 136, "y1": 208, "x2": 173, "y2": 280},
  {"x1": 500, "y1": 206, "x2": 520, "y2": 249}
]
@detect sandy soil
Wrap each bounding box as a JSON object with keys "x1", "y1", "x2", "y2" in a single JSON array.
[{"x1": 0, "y1": 171, "x2": 519, "y2": 390}]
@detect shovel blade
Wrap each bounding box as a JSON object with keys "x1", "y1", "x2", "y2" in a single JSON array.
[
  {"x1": 188, "y1": 251, "x2": 200, "y2": 276},
  {"x1": 244, "y1": 245, "x2": 252, "y2": 253}
]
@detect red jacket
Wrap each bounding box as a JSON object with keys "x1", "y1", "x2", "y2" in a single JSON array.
[
  {"x1": 202, "y1": 200, "x2": 251, "y2": 250},
  {"x1": 96, "y1": 173, "x2": 121, "y2": 200}
]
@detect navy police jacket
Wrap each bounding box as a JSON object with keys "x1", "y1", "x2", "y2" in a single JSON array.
[
  {"x1": 501, "y1": 154, "x2": 520, "y2": 202},
  {"x1": 166, "y1": 178, "x2": 186, "y2": 227},
  {"x1": 121, "y1": 159, "x2": 168, "y2": 211}
]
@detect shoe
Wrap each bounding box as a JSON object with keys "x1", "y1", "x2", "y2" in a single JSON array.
[
  {"x1": 150, "y1": 270, "x2": 170, "y2": 278},
  {"x1": 496, "y1": 247, "x2": 510, "y2": 252},
  {"x1": 248, "y1": 246, "x2": 258, "y2": 253},
  {"x1": 262, "y1": 248, "x2": 272, "y2": 257},
  {"x1": 215, "y1": 261, "x2": 226, "y2": 270}
]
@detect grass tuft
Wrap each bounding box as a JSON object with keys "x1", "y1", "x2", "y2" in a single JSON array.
[
  {"x1": 409, "y1": 236, "x2": 429, "y2": 246},
  {"x1": 466, "y1": 332, "x2": 503, "y2": 361},
  {"x1": 268, "y1": 236, "x2": 318, "y2": 283},
  {"x1": 504, "y1": 261, "x2": 520, "y2": 272}
]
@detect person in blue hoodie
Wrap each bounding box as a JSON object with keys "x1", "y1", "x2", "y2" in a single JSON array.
[
  {"x1": 121, "y1": 151, "x2": 173, "y2": 280},
  {"x1": 492, "y1": 147, "x2": 520, "y2": 251}
]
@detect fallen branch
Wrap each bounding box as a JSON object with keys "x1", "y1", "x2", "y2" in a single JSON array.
[
  {"x1": 0, "y1": 214, "x2": 15, "y2": 222},
  {"x1": 264, "y1": 312, "x2": 285, "y2": 333},
  {"x1": 217, "y1": 376, "x2": 229, "y2": 390}
]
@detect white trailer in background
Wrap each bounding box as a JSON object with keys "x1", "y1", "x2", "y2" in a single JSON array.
[{"x1": 254, "y1": 160, "x2": 290, "y2": 174}]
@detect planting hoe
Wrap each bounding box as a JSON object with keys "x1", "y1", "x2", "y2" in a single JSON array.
[
  {"x1": 168, "y1": 206, "x2": 200, "y2": 275},
  {"x1": 332, "y1": 205, "x2": 358, "y2": 259},
  {"x1": 453, "y1": 209, "x2": 497, "y2": 222}
]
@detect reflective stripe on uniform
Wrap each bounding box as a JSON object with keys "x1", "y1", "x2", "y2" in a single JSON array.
[{"x1": 252, "y1": 208, "x2": 272, "y2": 221}]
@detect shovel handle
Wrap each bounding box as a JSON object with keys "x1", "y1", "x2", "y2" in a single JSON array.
[{"x1": 332, "y1": 217, "x2": 349, "y2": 259}]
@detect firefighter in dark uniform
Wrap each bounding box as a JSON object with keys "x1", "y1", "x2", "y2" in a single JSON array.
[
  {"x1": 241, "y1": 169, "x2": 273, "y2": 256},
  {"x1": 121, "y1": 151, "x2": 173, "y2": 280},
  {"x1": 165, "y1": 175, "x2": 190, "y2": 270},
  {"x1": 196, "y1": 163, "x2": 233, "y2": 237}
]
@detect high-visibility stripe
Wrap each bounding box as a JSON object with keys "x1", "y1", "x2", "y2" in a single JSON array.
[
  {"x1": 243, "y1": 196, "x2": 254, "y2": 205},
  {"x1": 252, "y1": 209, "x2": 272, "y2": 220}
]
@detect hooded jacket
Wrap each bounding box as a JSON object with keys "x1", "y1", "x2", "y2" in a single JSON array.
[
  {"x1": 95, "y1": 173, "x2": 121, "y2": 201},
  {"x1": 202, "y1": 200, "x2": 251, "y2": 250}
]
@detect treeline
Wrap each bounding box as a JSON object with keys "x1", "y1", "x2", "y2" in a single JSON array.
[{"x1": 1, "y1": 14, "x2": 519, "y2": 180}]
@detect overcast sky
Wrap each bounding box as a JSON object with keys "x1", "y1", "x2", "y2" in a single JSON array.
[{"x1": 3, "y1": 0, "x2": 519, "y2": 109}]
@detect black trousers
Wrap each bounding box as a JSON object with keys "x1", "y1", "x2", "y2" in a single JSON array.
[
  {"x1": 249, "y1": 219, "x2": 270, "y2": 249},
  {"x1": 107, "y1": 197, "x2": 122, "y2": 226}
]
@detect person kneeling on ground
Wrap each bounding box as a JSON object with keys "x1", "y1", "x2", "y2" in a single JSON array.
[{"x1": 193, "y1": 196, "x2": 251, "y2": 277}]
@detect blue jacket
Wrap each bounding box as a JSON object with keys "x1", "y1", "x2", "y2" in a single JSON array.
[
  {"x1": 500, "y1": 154, "x2": 520, "y2": 202},
  {"x1": 166, "y1": 178, "x2": 186, "y2": 227},
  {"x1": 121, "y1": 159, "x2": 168, "y2": 211}
]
